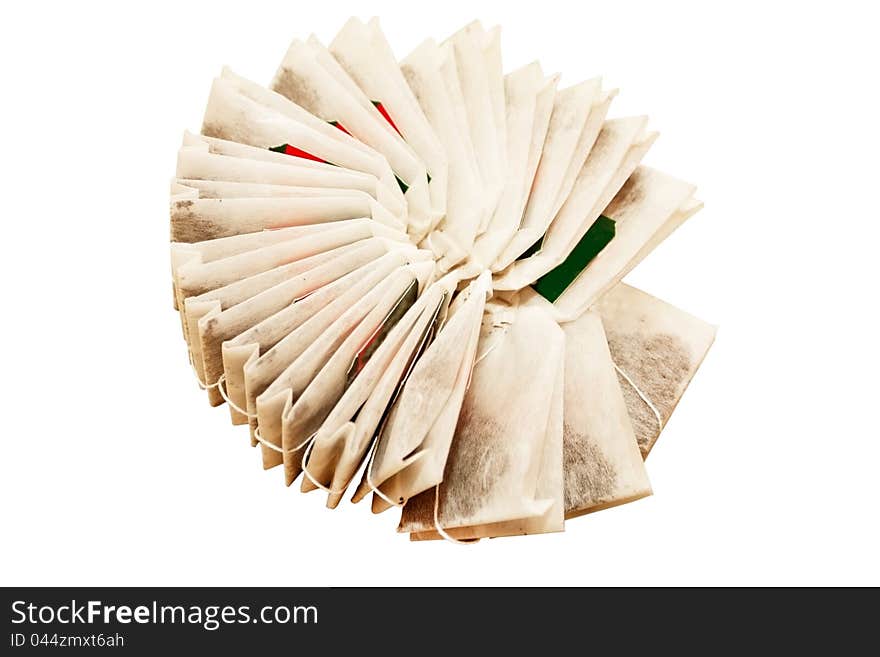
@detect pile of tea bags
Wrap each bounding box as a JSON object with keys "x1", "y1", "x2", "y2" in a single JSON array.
[{"x1": 170, "y1": 18, "x2": 715, "y2": 542}]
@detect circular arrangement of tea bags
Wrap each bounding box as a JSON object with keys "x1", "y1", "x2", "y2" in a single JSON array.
[{"x1": 170, "y1": 18, "x2": 715, "y2": 542}]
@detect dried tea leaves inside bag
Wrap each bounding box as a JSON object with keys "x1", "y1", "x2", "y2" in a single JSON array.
[
  {"x1": 595, "y1": 283, "x2": 716, "y2": 457},
  {"x1": 560, "y1": 309, "x2": 651, "y2": 517}
]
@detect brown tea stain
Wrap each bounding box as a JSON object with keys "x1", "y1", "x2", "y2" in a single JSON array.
[
  {"x1": 400, "y1": 399, "x2": 508, "y2": 531},
  {"x1": 201, "y1": 122, "x2": 234, "y2": 142},
  {"x1": 440, "y1": 402, "x2": 509, "y2": 522},
  {"x1": 201, "y1": 319, "x2": 224, "y2": 383},
  {"x1": 562, "y1": 422, "x2": 617, "y2": 511},
  {"x1": 400, "y1": 66, "x2": 426, "y2": 108},
  {"x1": 273, "y1": 69, "x2": 321, "y2": 116},
  {"x1": 400, "y1": 488, "x2": 434, "y2": 530},
  {"x1": 606, "y1": 169, "x2": 645, "y2": 213},
  {"x1": 606, "y1": 331, "x2": 692, "y2": 456},
  {"x1": 170, "y1": 203, "x2": 226, "y2": 243}
]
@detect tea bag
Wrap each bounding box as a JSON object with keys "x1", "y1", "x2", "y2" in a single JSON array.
[
  {"x1": 444, "y1": 22, "x2": 504, "y2": 232},
  {"x1": 410, "y1": 297, "x2": 566, "y2": 541},
  {"x1": 173, "y1": 221, "x2": 394, "y2": 310},
  {"x1": 467, "y1": 62, "x2": 555, "y2": 271},
  {"x1": 201, "y1": 72, "x2": 403, "y2": 206},
  {"x1": 178, "y1": 131, "x2": 406, "y2": 217},
  {"x1": 196, "y1": 246, "x2": 425, "y2": 410},
  {"x1": 253, "y1": 263, "x2": 429, "y2": 480},
  {"x1": 170, "y1": 192, "x2": 401, "y2": 242},
  {"x1": 595, "y1": 283, "x2": 716, "y2": 458},
  {"x1": 221, "y1": 251, "x2": 433, "y2": 427},
  {"x1": 409, "y1": 365, "x2": 563, "y2": 540},
  {"x1": 493, "y1": 116, "x2": 657, "y2": 291},
  {"x1": 550, "y1": 165, "x2": 702, "y2": 319},
  {"x1": 186, "y1": 239, "x2": 394, "y2": 404},
  {"x1": 281, "y1": 263, "x2": 435, "y2": 484},
  {"x1": 559, "y1": 309, "x2": 651, "y2": 518},
  {"x1": 170, "y1": 217, "x2": 399, "y2": 326},
  {"x1": 301, "y1": 274, "x2": 458, "y2": 507},
  {"x1": 272, "y1": 36, "x2": 435, "y2": 239},
  {"x1": 241, "y1": 251, "x2": 419, "y2": 449},
  {"x1": 494, "y1": 78, "x2": 615, "y2": 271},
  {"x1": 399, "y1": 290, "x2": 566, "y2": 539},
  {"x1": 351, "y1": 272, "x2": 492, "y2": 509},
  {"x1": 173, "y1": 178, "x2": 372, "y2": 201},
  {"x1": 401, "y1": 39, "x2": 484, "y2": 269},
  {"x1": 482, "y1": 26, "x2": 507, "y2": 177},
  {"x1": 330, "y1": 18, "x2": 448, "y2": 234}
]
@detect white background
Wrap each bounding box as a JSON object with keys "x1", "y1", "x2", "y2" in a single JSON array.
[{"x1": 1, "y1": 0, "x2": 878, "y2": 586}]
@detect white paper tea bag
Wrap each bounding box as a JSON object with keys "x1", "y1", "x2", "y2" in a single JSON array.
[
  {"x1": 467, "y1": 62, "x2": 553, "y2": 271},
  {"x1": 197, "y1": 250, "x2": 426, "y2": 412},
  {"x1": 493, "y1": 116, "x2": 656, "y2": 291},
  {"x1": 253, "y1": 264, "x2": 427, "y2": 480},
  {"x1": 399, "y1": 290, "x2": 566, "y2": 540},
  {"x1": 251, "y1": 257, "x2": 420, "y2": 472},
  {"x1": 173, "y1": 178, "x2": 370, "y2": 201},
  {"x1": 272, "y1": 36, "x2": 435, "y2": 239},
  {"x1": 186, "y1": 240, "x2": 393, "y2": 404},
  {"x1": 495, "y1": 79, "x2": 615, "y2": 270},
  {"x1": 595, "y1": 283, "x2": 716, "y2": 457},
  {"x1": 351, "y1": 272, "x2": 491, "y2": 509},
  {"x1": 330, "y1": 18, "x2": 448, "y2": 234},
  {"x1": 560, "y1": 309, "x2": 651, "y2": 518},
  {"x1": 170, "y1": 192, "x2": 400, "y2": 242},
  {"x1": 283, "y1": 262, "x2": 435, "y2": 485},
  {"x1": 241, "y1": 251, "x2": 417, "y2": 448},
  {"x1": 482, "y1": 25, "x2": 507, "y2": 175},
  {"x1": 410, "y1": 294, "x2": 566, "y2": 542},
  {"x1": 551, "y1": 166, "x2": 702, "y2": 319},
  {"x1": 201, "y1": 72, "x2": 403, "y2": 206},
  {"x1": 178, "y1": 131, "x2": 406, "y2": 217},
  {"x1": 170, "y1": 220, "x2": 371, "y2": 309},
  {"x1": 300, "y1": 274, "x2": 457, "y2": 507},
  {"x1": 444, "y1": 22, "x2": 504, "y2": 231},
  {"x1": 401, "y1": 39, "x2": 485, "y2": 268},
  {"x1": 221, "y1": 252, "x2": 433, "y2": 427},
  {"x1": 173, "y1": 222, "x2": 391, "y2": 309}
]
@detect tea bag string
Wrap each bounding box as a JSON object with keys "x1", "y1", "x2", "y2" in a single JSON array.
[
  {"x1": 215, "y1": 374, "x2": 257, "y2": 419},
  {"x1": 300, "y1": 438, "x2": 348, "y2": 495},
  {"x1": 473, "y1": 313, "x2": 514, "y2": 367},
  {"x1": 188, "y1": 352, "x2": 223, "y2": 391},
  {"x1": 252, "y1": 426, "x2": 316, "y2": 455},
  {"x1": 363, "y1": 437, "x2": 402, "y2": 509},
  {"x1": 433, "y1": 484, "x2": 479, "y2": 545},
  {"x1": 613, "y1": 363, "x2": 662, "y2": 431},
  {"x1": 252, "y1": 426, "x2": 284, "y2": 454},
  {"x1": 188, "y1": 351, "x2": 258, "y2": 419}
]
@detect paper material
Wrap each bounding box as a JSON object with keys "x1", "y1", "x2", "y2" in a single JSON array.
[
  {"x1": 302, "y1": 274, "x2": 455, "y2": 507},
  {"x1": 170, "y1": 192, "x2": 400, "y2": 243},
  {"x1": 493, "y1": 116, "x2": 656, "y2": 290},
  {"x1": 445, "y1": 21, "x2": 504, "y2": 231},
  {"x1": 186, "y1": 240, "x2": 391, "y2": 405},
  {"x1": 399, "y1": 290, "x2": 565, "y2": 537},
  {"x1": 352, "y1": 272, "x2": 491, "y2": 508},
  {"x1": 595, "y1": 283, "x2": 717, "y2": 457},
  {"x1": 272, "y1": 36, "x2": 434, "y2": 238},
  {"x1": 329, "y1": 17, "x2": 448, "y2": 233},
  {"x1": 560, "y1": 309, "x2": 651, "y2": 517},
  {"x1": 178, "y1": 130, "x2": 406, "y2": 216},
  {"x1": 202, "y1": 71, "x2": 403, "y2": 208},
  {"x1": 466, "y1": 63, "x2": 553, "y2": 272},
  {"x1": 551, "y1": 166, "x2": 702, "y2": 320},
  {"x1": 280, "y1": 265, "x2": 432, "y2": 484},
  {"x1": 401, "y1": 39, "x2": 485, "y2": 268}
]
